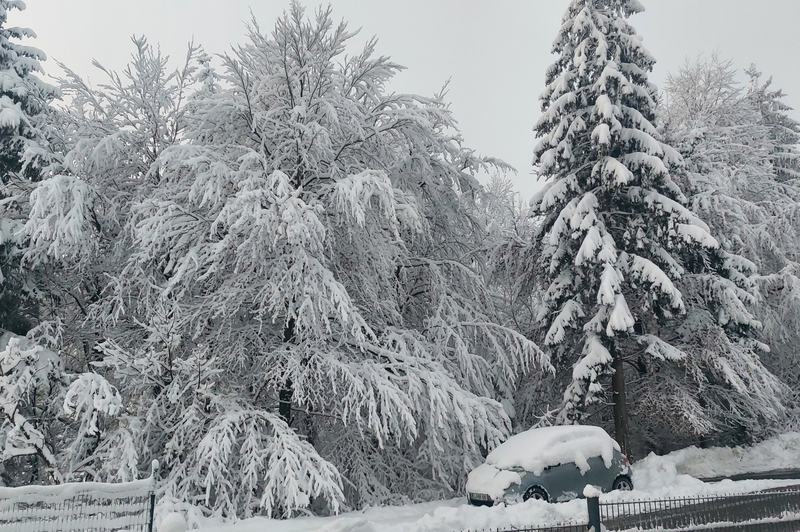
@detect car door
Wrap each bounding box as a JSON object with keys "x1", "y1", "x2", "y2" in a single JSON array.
[
  {"x1": 544, "y1": 462, "x2": 586, "y2": 502},
  {"x1": 583, "y1": 455, "x2": 614, "y2": 491}
]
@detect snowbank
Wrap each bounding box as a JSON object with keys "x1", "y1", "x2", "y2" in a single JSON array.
[
  {"x1": 196, "y1": 473, "x2": 800, "y2": 532},
  {"x1": 160, "y1": 513, "x2": 188, "y2": 532},
  {"x1": 635, "y1": 432, "x2": 800, "y2": 480},
  {"x1": 194, "y1": 478, "x2": 800, "y2": 532},
  {"x1": 627, "y1": 432, "x2": 800, "y2": 500}
]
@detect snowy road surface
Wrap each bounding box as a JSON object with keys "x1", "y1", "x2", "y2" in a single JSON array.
[{"x1": 192, "y1": 433, "x2": 800, "y2": 532}]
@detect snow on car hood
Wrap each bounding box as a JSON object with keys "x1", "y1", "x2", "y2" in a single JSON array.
[
  {"x1": 465, "y1": 464, "x2": 522, "y2": 499},
  {"x1": 486, "y1": 425, "x2": 619, "y2": 476}
]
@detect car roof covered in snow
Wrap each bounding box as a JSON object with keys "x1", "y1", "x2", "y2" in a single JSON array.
[{"x1": 486, "y1": 425, "x2": 620, "y2": 476}]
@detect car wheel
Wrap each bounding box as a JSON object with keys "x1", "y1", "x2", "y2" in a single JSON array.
[
  {"x1": 612, "y1": 475, "x2": 633, "y2": 491},
  {"x1": 522, "y1": 485, "x2": 549, "y2": 502}
]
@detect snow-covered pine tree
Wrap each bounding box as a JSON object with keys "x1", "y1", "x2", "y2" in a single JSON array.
[
  {"x1": 0, "y1": 0, "x2": 57, "y2": 334},
  {"x1": 91, "y1": 2, "x2": 548, "y2": 518},
  {"x1": 0, "y1": 0, "x2": 56, "y2": 179},
  {"x1": 744, "y1": 70, "x2": 800, "y2": 405},
  {"x1": 526, "y1": 0, "x2": 785, "y2": 455}
]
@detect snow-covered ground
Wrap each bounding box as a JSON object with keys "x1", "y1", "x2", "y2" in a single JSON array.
[{"x1": 188, "y1": 433, "x2": 800, "y2": 532}]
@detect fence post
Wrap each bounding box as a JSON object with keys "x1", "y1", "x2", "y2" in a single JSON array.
[
  {"x1": 148, "y1": 492, "x2": 156, "y2": 532},
  {"x1": 584, "y1": 485, "x2": 602, "y2": 532},
  {"x1": 148, "y1": 459, "x2": 160, "y2": 532}
]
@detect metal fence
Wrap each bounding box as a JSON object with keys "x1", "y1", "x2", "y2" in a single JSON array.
[
  {"x1": 466, "y1": 485, "x2": 800, "y2": 532},
  {"x1": 599, "y1": 485, "x2": 800, "y2": 531},
  {"x1": 0, "y1": 472, "x2": 156, "y2": 532},
  {"x1": 465, "y1": 524, "x2": 588, "y2": 532}
]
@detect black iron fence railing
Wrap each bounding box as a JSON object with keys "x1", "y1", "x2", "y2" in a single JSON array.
[
  {"x1": 465, "y1": 523, "x2": 589, "y2": 532},
  {"x1": 465, "y1": 484, "x2": 800, "y2": 532},
  {"x1": 599, "y1": 485, "x2": 800, "y2": 531}
]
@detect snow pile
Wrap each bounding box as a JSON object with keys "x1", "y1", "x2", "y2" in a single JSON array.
[
  {"x1": 486, "y1": 426, "x2": 618, "y2": 476},
  {"x1": 160, "y1": 513, "x2": 188, "y2": 532},
  {"x1": 630, "y1": 453, "x2": 707, "y2": 494},
  {"x1": 636, "y1": 432, "x2": 800, "y2": 480},
  {"x1": 583, "y1": 485, "x2": 603, "y2": 498}
]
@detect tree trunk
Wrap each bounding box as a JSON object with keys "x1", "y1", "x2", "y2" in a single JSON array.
[
  {"x1": 612, "y1": 351, "x2": 631, "y2": 458},
  {"x1": 279, "y1": 317, "x2": 296, "y2": 425},
  {"x1": 279, "y1": 380, "x2": 293, "y2": 425}
]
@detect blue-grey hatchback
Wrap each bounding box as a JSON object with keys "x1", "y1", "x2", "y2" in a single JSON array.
[{"x1": 466, "y1": 425, "x2": 632, "y2": 505}]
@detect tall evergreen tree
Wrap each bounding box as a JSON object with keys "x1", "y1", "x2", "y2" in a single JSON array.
[
  {"x1": 0, "y1": 0, "x2": 56, "y2": 179},
  {"x1": 0, "y1": 0, "x2": 57, "y2": 334},
  {"x1": 521, "y1": 0, "x2": 784, "y2": 455}
]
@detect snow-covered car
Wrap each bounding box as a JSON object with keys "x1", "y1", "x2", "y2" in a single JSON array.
[{"x1": 466, "y1": 425, "x2": 632, "y2": 505}]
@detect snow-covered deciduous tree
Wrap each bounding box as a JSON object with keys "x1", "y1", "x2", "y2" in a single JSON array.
[
  {"x1": 6, "y1": 36, "x2": 201, "y2": 356},
  {"x1": 746, "y1": 66, "x2": 800, "y2": 182},
  {"x1": 662, "y1": 56, "x2": 800, "y2": 436},
  {"x1": 60, "y1": 371, "x2": 139, "y2": 482},
  {"x1": 0, "y1": 36, "x2": 205, "y2": 486},
  {"x1": 514, "y1": 0, "x2": 785, "y2": 456},
  {"x1": 0, "y1": 333, "x2": 63, "y2": 485},
  {"x1": 78, "y1": 2, "x2": 549, "y2": 518}
]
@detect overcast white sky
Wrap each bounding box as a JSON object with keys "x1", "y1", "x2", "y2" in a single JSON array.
[{"x1": 16, "y1": 0, "x2": 800, "y2": 200}]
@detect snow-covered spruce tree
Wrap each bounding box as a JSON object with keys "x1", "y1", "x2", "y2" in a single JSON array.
[
  {"x1": 524, "y1": 0, "x2": 785, "y2": 455},
  {"x1": 662, "y1": 57, "x2": 800, "y2": 433},
  {"x1": 0, "y1": 2, "x2": 64, "y2": 486},
  {"x1": 0, "y1": 0, "x2": 57, "y2": 334},
  {"x1": 0, "y1": 0, "x2": 57, "y2": 180},
  {"x1": 91, "y1": 2, "x2": 547, "y2": 519}
]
